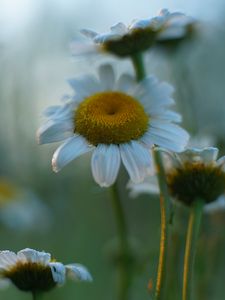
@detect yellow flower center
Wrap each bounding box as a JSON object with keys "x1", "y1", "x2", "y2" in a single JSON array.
[
  {"x1": 75, "y1": 91, "x2": 149, "y2": 145},
  {"x1": 0, "y1": 179, "x2": 18, "y2": 206}
]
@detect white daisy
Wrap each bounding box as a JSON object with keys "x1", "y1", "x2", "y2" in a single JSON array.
[
  {"x1": 37, "y1": 63, "x2": 189, "y2": 187},
  {"x1": 72, "y1": 9, "x2": 194, "y2": 57},
  {"x1": 0, "y1": 248, "x2": 92, "y2": 293},
  {"x1": 0, "y1": 178, "x2": 51, "y2": 231},
  {"x1": 154, "y1": 9, "x2": 195, "y2": 42},
  {"x1": 128, "y1": 147, "x2": 225, "y2": 212}
]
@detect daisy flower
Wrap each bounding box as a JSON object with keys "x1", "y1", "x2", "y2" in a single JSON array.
[
  {"x1": 73, "y1": 9, "x2": 194, "y2": 57},
  {"x1": 128, "y1": 147, "x2": 225, "y2": 211},
  {"x1": 154, "y1": 9, "x2": 196, "y2": 44},
  {"x1": 37, "y1": 64, "x2": 189, "y2": 187},
  {"x1": 0, "y1": 248, "x2": 92, "y2": 294},
  {"x1": 0, "y1": 178, "x2": 51, "y2": 231}
]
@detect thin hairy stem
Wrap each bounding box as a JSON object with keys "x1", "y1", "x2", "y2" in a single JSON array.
[
  {"x1": 110, "y1": 183, "x2": 132, "y2": 300},
  {"x1": 153, "y1": 148, "x2": 171, "y2": 300},
  {"x1": 131, "y1": 53, "x2": 171, "y2": 300},
  {"x1": 182, "y1": 199, "x2": 204, "y2": 300}
]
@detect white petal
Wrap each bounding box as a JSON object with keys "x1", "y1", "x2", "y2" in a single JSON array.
[
  {"x1": 49, "y1": 262, "x2": 66, "y2": 285},
  {"x1": 116, "y1": 74, "x2": 135, "y2": 93},
  {"x1": 130, "y1": 18, "x2": 152, "y2": 29},
  {"x1": 150, "y1": 120, "x2": 187, "y2": 136},
  {"x1": 135, "y1": 77, "x2": 175, "y2": 114},
  {"x1": 153, "y1": 110, "x2": 182, "y2": 123},
  {"x1": 139, "y1": 131, "x2": 154, "y2": 148},
  {"x1": 148, "y1": 122, "x2": 189, "y2": 152},
  {"x1": 168, "y1": 15, "x2": 193, "y2": 26},
  {"x1": 49, "y1": 101, "x2": 76, "y2": 121},
  {"x1": 43, "y1": 106, "x2": 61, "y2": 117},
  {"x1": 143, "y1": 132, "x2": 181, "y2": 152},
  {"x1": 52, "y1": 135, "x2": 92, "y2": 172},
  {"x1": 158, "y1": 8, "x2": 170, "y2": 17},
  {"x1": 158, "y1": 27, "x2": 187, "y2": 40},
  {"x1": 204, "y1": 196, "x2": 225, "y2": 213},
  {"x1": 70, "y1": 41, "x2": 99, "y2": 56},
  {"x1": 187, "y1": 135, "x2": 215, "y2": 148},
  {"x1": 0, "y1": 251, "x2": 18, "y2": 268},
  {"x1": 120, "y1": 141, "x2": 152, "y2": 183},
  {"x1": 67, "y1": 75, "x2": 100, "y2": 98},
  {"x1": 94, "y1": 32, "x2": 121, "y2": 43},
  {"x1": 66, "y1": 264, "x2": 93, "y2": 282},
  {"x1": 217, "y1": 156, "x2": 225, "y2": 169},
  {"x1": 37, "y1": 120, "x2": 74, "y2": 145},
  {"x1": 127, "y1": 175, "x2": 159, "y2": 198},
  {"x1": 98, "y1": 64, "x2": 115, "y2": 90},
  {"x1": 80, "y1": 29, "x2": 98, "y2": 39},
  {"x1": 179, "y1": 147, "x2": 218, "y2": 164},
  {"x1": 201, "y1": 147, "x2": 218, "y2": 163},
  {"x1": 91, "y1": 144, "x2": 121, "y2": 187},
  {"x1": 110, "y1": 22, "x2": 128, "y2": 34},
  {"x1": 17, "y1": 249, "x2": 51, "y2": 265}
]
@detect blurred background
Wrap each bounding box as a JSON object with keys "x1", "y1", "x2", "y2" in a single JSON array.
[{"x1": 1, "y1": 0, "x2": 225, "y2": 299}]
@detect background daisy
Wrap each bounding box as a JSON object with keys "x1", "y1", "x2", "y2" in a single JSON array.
[{"x1": 0, "y1": 248, "x2": 92, "y2": 295}]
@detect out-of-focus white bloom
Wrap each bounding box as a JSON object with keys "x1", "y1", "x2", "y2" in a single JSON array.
[
  {"x1": 130, "y1": 9, "x2": 194, "y2": 40},
  {"x1": 204, "y1": 195, "x2": 225, "y2": 213},
  {"x1": 0, "y1": 248, "x2": 92, "y2": 293},
  {"x1": 187, "y1": 134, "x2": 216, "y2": 149},
  {"x1": 128, "y1": 147, "x2": 225, "y2": 212},
  {"x1": 72, "y1": 9, "x2": 195, "y2": 57},
  {"x1": 0, "y1": 178, "x2": 52, "y2": 231},
  {"x1": 155, "y1": 9, "x2": 195, "y2": 42},
  {"x1": 127, "y1": 176, "x2": 159, "y2": 198},
  {"x1": 37, "y1": 63, "x2": 189, "y2": 187}
]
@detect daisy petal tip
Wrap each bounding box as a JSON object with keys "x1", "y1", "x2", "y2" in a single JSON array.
[
  {"x1": 66, "y1": 264, "x2": 93, "y2": 282},
  {"x1": 50, "y1": 262, "x2": 66, "y2": 285},
  {"x1": 80, "y1": 29, "x2": 98, "y2": 39},
  {"x1": 36, "y1": 129, "x2": 44, "y2": 145},
  {"x1": 52, "y1": 157, "x2": 61, "y2": 173},
  {"x1": 98, "y1": 182, "x2": 110, "y2": 188}
]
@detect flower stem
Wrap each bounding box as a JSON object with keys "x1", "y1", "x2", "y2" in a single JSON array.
[
  {"x1": 131, "y1": 53, "x2": 146, "y2": 82},
  {"x1": 182, "y1": 199, "x2": 204, "y2": 300},
  {"x1": 131, "y1": 53, "x2": 171, "y2": 300},
  {"x1": 110, "y1": 183, "x2": 132, "y2": 300},
  {"x1": 153, "y1": 148, "x2": 171, "y2": 300},
  {"x1": 32, "y1": 291, "x2": 43, "y2": 300}
]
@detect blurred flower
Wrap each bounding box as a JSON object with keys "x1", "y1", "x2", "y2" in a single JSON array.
[
  {"x1": 37, "y1": 63, "x2": 189, "y2": 187},
  {"x1": 128, "y1": 147, "x2": 225, "y2": 212},
  {"x1": 187, "y1": 134, "x2": 216, "y2": 149},
  {"x1": 155, "y1": 9, "x2": 196, "y2": 50},
  {"x1": 127, "y1": 175, "x2": 159, "y2": 198},
  {"x1": 72, "y1": 9, "x2": 194, "y2": 58},
  {"x1": 0, "y1": 178, "x2": 52, "y2": 231},
  {"x1": 0, "y1": 248, "x2": 92, "y2": 294}
]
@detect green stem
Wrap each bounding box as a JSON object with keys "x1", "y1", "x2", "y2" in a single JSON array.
[
  {"x1": 32, "y1": 291, "x2": 43, "y2": 300},
  {"x1": 131, "y1": 53, "x2": 146, "y2": 82},
  {"x1": 131, "y1": 51, "x2": 171, "y2": 300},
  {"x1": 182, "y1": 199, "x2": 204, "y2": 300},
  {"x1": 110, "y1": 183, "x2": 132, "y2": 300},
  {"x1": 153, "y1": 148, "x2": 171, "y2": 300}
]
